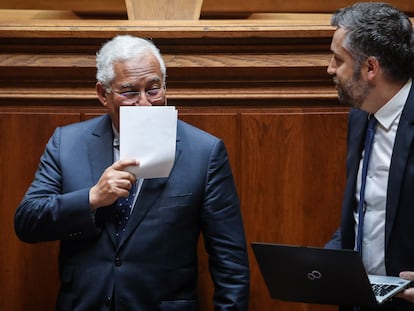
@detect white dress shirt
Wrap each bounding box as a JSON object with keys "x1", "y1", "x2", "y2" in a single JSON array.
[
  {"x1": 113, "y1": 125, "x2": 143, "y2": 212},
  {"x1": 354, "y1": 79, "x2": 412, "y2": 275}
]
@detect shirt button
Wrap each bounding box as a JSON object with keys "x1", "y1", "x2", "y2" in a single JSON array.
[
  {"x1": 104, "y1": 296, "x2": 112, "y2": 307},
  {"x1": 114, "y1": 257, "x2": 122, "y2": 266}
]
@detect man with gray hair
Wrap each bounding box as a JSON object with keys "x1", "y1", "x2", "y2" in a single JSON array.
[{"x1": 15, "y1": 35, "x2": 250, "y2": 310}]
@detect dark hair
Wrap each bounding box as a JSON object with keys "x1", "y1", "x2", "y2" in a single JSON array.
[{"x1": 331, "y1": 2, "x2": 414, "y2": 82}]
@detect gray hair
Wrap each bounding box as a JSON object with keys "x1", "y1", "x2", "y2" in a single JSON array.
[
  {"x1": 96, "y1": 35, "x2": 167, "y2": 87},
  {"x1": 331, "y1": 2, "x2": 414, "y2": 82}
]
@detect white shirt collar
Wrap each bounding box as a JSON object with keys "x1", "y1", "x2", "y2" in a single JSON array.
[
  {"x1": 112, "y1": 123, "x2": 120, "y2": 148},
  {"x1": 374, "y1": 79, "x2": 412, "y2": 130}
]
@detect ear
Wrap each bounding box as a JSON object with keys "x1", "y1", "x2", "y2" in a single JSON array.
[
  {"x1": 366, "y1": 56, "x2": 379, "y2": 81},
  {"x1": 96, "y1": 82, "x2": 108, "y2": 107}
]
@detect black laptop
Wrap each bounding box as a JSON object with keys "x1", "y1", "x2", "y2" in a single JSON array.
[{"x1": 251, "y1": 242, "x2": 411, "y2": 306}]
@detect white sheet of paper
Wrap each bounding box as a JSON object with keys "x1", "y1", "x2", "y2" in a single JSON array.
[{"x1": 120, "y1": 106, "x2": 177, "y2": 178}]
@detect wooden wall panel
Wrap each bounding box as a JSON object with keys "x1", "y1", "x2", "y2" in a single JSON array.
[
  {"x1": 201, "y1": 0, "x2": 414, "y2": 18},
  {"x1": 0, "y1": 111, "x2": 81, "y2": 311},
  {"x1": 0, "y1": 18, "x2": 352, "y2": 311},
  {"x1": 0, "y1": 0, "x2": 412, "y2": 19},
  {"x1": 178, "y1": 112, "x2": 238, "y2": 311},
  {"x1": 240, "y1": 110, "x2": 348, "y2": 310},
  {"x1": 1, "y1": 106, "x2": 349, "y2": 311},
  {"x1": 240, "y1": 110, "x2": 348, "y2": 244},
  {"x1": 179, "y1": 108, "x2": 349, "y2": 311}
]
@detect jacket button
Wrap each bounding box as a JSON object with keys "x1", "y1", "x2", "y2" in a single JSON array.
[
  {"x1": 114, "y1": 257, "x2": 122, "y2": 266},
  {"x1": 104, "y1": 296, "x2": 112, "y2": 307}
]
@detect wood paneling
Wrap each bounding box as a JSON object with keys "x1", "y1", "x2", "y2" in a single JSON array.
[
  {"x1": 0, "y1": 111, "x2": 80, "y2": 311},
  {"x1": 240, "y1": 110, "x2": 347, "y2": 245},
  {"x1": 0, "y1": 0, "x2": 127, "y2": 17},
  {"x1": 201, "y1": 0, "x2": 414, "y2": 18},
  {"x1": 0, "y1": 19, "x2": 336, "y2": 110},
  {"x1": 180, "y1": 108, "x2": 349, "y2": 311},
  {"x1": 0, "y1": 16, "x2": 351, "y2": 311},
  {"x1": 0, "y1": 0, "x2": 412, "y2": 19},
  {"x1": 125, "y1": 0, "x2": 203, "y2": 20}
]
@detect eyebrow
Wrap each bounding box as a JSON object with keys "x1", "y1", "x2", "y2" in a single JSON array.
[
  {"x1": 330, "y1": 44, "x2": 343, "y2": 58},
  {"x1": 119, "y1": 78, "x2": 162, "y2": 90}
]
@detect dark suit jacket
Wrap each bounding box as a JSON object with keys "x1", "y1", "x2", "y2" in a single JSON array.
[
  {"x1": 15, "y1": 114, "x2": 250, "y2": 311},
  {"x1": 326, "y1": 83, "x2": 414, "y2": 310}
]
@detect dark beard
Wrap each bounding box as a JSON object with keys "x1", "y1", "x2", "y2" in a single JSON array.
[{"x1": 334, "y1": 74, "x2": 369, "y2": 109}]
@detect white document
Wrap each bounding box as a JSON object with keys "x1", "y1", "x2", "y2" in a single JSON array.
[{"x1": 120, "y1": 106, "x2": 177, "y2": 178}]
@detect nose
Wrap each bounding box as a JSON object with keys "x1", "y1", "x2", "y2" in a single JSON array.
[
  {"x1": 133, "y1": 93, "x2": 152, "y2": 106},
  {"x1": 327, "y1": 56, "x2": 336, "y2": 76}
]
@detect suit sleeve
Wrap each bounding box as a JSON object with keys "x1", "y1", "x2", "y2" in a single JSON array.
[
  {"x1": 14, "y1": 127, "x2": 100, "y2": 243},
  {"x1": 325, "y1": 109, "x2": 362, "y2": 251},
  {"x1": 200, "y1": 139, "x2": 250, "y2": 310},
  {"x1": 324, "y1": 228, "x2": 342, "y2": 249}
]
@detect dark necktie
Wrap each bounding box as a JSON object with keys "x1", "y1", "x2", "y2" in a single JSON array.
[
  {"x1": 356, "y1": 115, "x2": 377, "y2": 254},
  {"x1": 115, "y1": 182, "x2": 137, "y2": 242}
]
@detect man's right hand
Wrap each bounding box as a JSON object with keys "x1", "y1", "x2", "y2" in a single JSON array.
[{"x1": 89, "y1": 158, "x2": 139, "y2": 211}]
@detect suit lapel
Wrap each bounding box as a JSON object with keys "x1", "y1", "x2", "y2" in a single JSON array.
[
  {"x1": 386, "y1": 85, "x2": 414, "y2": 245},
  {"x1": 88, "y1": 115, "x2": 114, "y2": 184},
  {"x1": 340, "y1": 110, "x2": 369, "y2": 248},
  {"x1": 347, "y1": 110, "x2": 369, "y2": 193},
  {"x1": 86, "y1": 115, "x2": 118, "y2": 247}
]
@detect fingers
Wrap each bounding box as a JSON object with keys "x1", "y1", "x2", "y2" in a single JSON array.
[
  {"x1": 396, "y1": 272, "x2": 414, "y2": 303},
  {"x1": 109, "y1": 158, "x2": 139, "y2": 184},
  {"x1": 89, "y1": 159, "x2": 140, "y2": 210},
  {"x1": 396, "y1": 288, "x2": 414, "y2": 303},
  {"x1": 400, "y1": 271, "x2": 414, "y2": 280},
  {"x1": 112, "y1": 158, "x2": 139, "y2": 172},
  {"x1": 109, "y1": 158, "x2": 140, "y2": 186},
  {"x1": 115, "y1": 178, "x2": 135, "y2": 197}
]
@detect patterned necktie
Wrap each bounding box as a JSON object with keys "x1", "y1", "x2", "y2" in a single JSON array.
[
  {"x1": 115, "y1": 182, "x2": 137, "y2": 242},
  {"x1": 356, "y1": 115, "x2": 377, "y2": 254}
]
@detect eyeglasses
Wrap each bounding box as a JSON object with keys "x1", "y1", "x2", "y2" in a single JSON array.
[{"x1": 107, "y1": 86, "x2": 165, "y2": 105}]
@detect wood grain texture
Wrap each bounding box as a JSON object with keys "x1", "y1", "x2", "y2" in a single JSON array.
[
  {"x1": 0, "y1": 12, "x2": 354, "y2": 311},
  {"x1": 0, "y1": 0, "x2": 411, "y2": 18},
  {"x1": 125, "y1": 0, "x2": 203, "y2": 20}
]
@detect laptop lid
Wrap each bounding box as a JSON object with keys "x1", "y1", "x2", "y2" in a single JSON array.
[{"x1": 251, "y1": 242, "x2": 410, "y2": 306}]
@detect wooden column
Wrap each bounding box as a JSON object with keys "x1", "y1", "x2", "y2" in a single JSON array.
[{"x1": 125, "y1": 0, "x2": 203, "y2": 20}]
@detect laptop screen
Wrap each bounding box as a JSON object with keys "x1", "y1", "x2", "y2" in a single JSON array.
[{"x1": 251, "y1": 242, "x2": 410, "y2": 306}]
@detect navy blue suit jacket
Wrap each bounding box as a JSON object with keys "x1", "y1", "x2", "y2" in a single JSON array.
[
  {"x1": 326, "y1": 84, "x2": 414, "y2": 310},
  {"x1": 15, "y1": 114, "x2": 250, "y2": 311}
]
